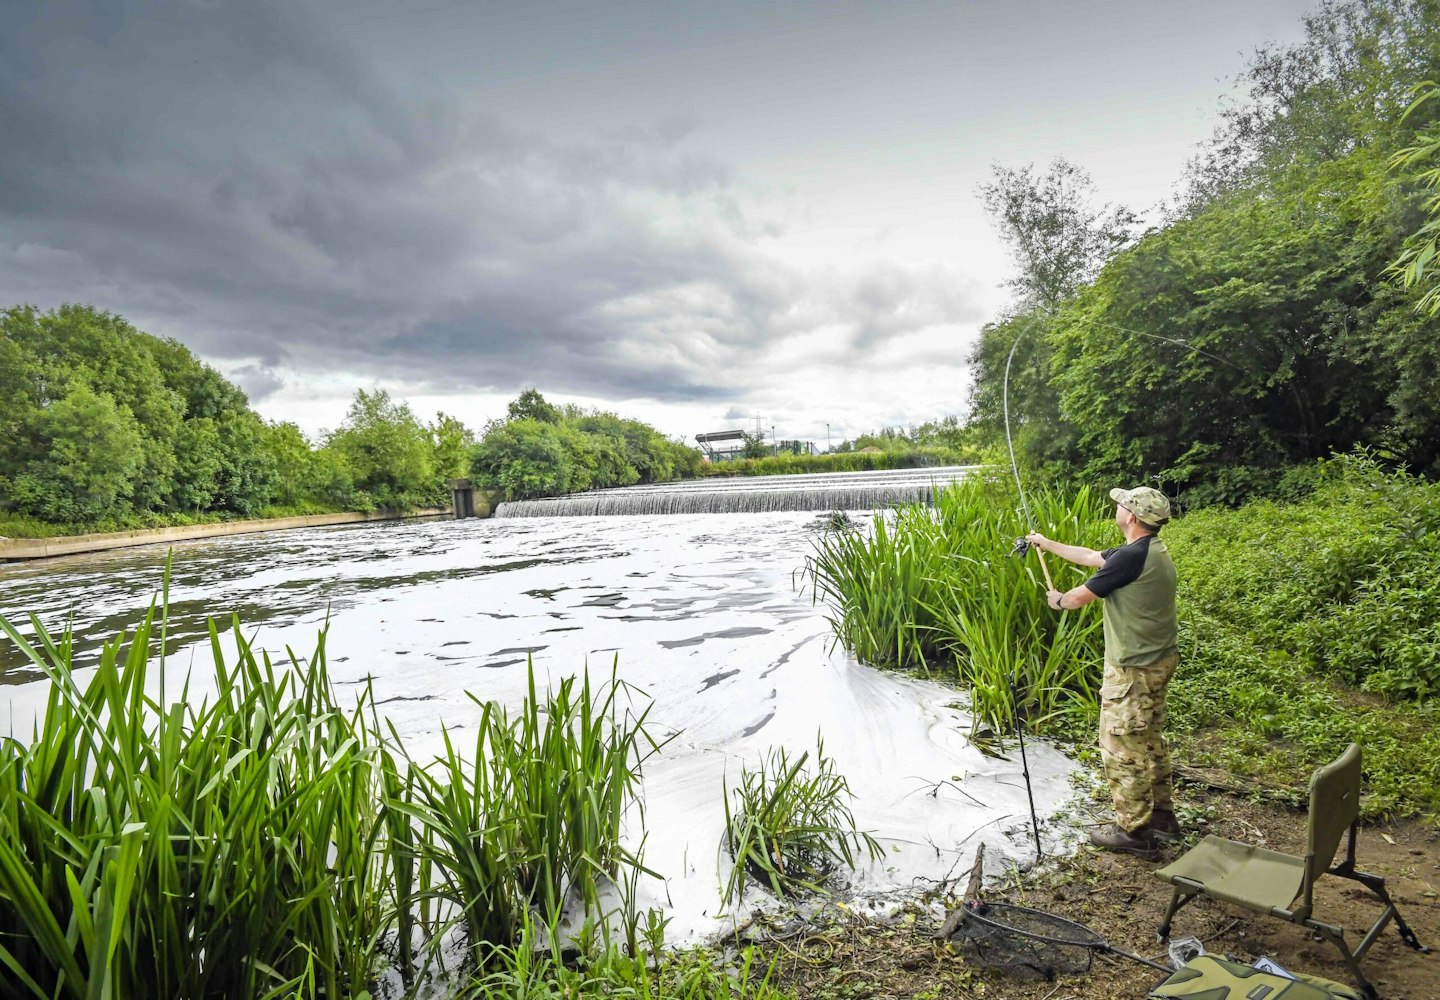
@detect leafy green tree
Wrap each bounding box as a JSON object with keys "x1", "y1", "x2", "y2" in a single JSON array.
[
  {"x1": 327, "y1": 389, "x2": 438, "y2": 509},
  {"x1": 264, "y1": 421, "x2": 319, "y2": 508},
  {"x1": 979, "y1": 157, "x2": 1140, "y2": 312},
  {"x1": 506, "y1": 388, "x2": 560, "y2": 424},
  {"x1": 212, "y1": 409, "x2": 279, "y2": 516},
  {"x1": 8, "y1": 384, "x2": 145, "y2": 523},
  {"x1": 1390, "y1": 82, "x2": 1440, "y2": 313},
  {"x1": 429, "y1": 412, "x2": 477, "y2": 481},
  {"x1": 471, "y1": 418, "x2": 575, "y2": 500},
  {"x1": 740, "y1": 431, "x2": 770, "y2": 459},
  {"x1": 169, "y1": 417, "x2": 224, "y2": 511}
]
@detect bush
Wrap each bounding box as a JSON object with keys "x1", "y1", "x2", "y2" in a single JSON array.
[
  {"x1": 703, "y1": 447, "x2": 980, "y2": 478},
  {"x1": 1167, "y1": 454, "x2": 1440, "y2": 699}
]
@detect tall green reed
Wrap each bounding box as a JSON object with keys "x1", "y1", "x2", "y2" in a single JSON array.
[
  {"x1": 721, "y1": 740, "x2": 881, "y2": 905},
  {"x1": 0, "y1": 596, "x2": 667, "y2": 998},
  {"x1": 390, "y1": 660, "x2": 667, "y2": 969},
  {"x1": 805, "y1": 474, "x2": 1111, "y2": 731},
  {"x1": 0, "y1": 605, "x2": 390, "y2": 1000}
]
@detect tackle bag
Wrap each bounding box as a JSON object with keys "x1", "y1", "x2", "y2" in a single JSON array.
[{"x1": 1149, "y1": 955, "x2": 1363, "y2": 1000}]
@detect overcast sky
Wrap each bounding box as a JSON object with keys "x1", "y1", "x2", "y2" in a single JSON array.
[{"x1": 1, "y1": 0, "x2": 1316, "y2": 445}]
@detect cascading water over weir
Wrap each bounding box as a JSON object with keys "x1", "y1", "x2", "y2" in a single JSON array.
[{"x1": 493, "y1": 465, "x2": 983, "y2": 517}]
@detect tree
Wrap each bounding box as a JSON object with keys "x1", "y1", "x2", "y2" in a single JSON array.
[
  {"x1": 1390, "y1": 82, "x2": 1440, "y2": 314},
  {"x1": 7, "y1": 385, "x2": 145, "y2": 523},
  {"x1": 429, "y1": 412, "x2": 477, "y2": 481},
  {"x1": 979, "y1": 157, "x2": 1141, "y2": 312},
  {"x1": 327, "y1": 389, "x2": 438, "y2": 509},
  {"x1": 470, "y1": 419, "x2": 575, "y2": 500},
  {"x1": 506, "y1": 388, "x2": 560, "y2": 424}
]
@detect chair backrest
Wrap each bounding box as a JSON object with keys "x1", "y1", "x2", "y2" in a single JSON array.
[{"x1": 1300, "y1": 743, "x2": 1361, "y2": 912}]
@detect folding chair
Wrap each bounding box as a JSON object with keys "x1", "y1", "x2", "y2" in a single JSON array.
[{"x1": 1155, "y1": 743, "x2": 1427, "y2": 1000}]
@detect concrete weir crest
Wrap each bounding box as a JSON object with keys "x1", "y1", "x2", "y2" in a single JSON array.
[{"x1": 494, "y1": 465, "x2": 982, "y2": 517}]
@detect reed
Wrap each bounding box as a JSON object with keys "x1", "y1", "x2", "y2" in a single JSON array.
[
  {"x1": 805, "y1": 475, "x2": 1110, "y2": 730},
  {"x1": 0, "y1": 596, "x2": 666, "y2": 997},
  {"x1": 391, "y1": 661, "x2": 667, "y2": 969},
  {"x1": 721, "y1": 741, "x2": 881, "y2": 905},
  {"x1": 468, "y1": 916, "x2": 791, "y2": 998},
  {"x1": 0, "y1": 605, "x2": 390, "y2": 1000}
]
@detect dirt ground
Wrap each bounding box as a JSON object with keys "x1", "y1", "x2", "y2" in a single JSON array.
[{"x1": 748, "y1": 787, "x2": 1440, "y2": 1000}]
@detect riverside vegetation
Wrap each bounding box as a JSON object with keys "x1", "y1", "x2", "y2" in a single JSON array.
[
  {"x1": 807, "y1": 456, "x2": 1440, "y2": 819},
  {"x1": 0, "y1": 594, "x2": 812, "y2": 1000},
  {"x1": 0, "y1": 308, "x2": 704, "y2": 536}
]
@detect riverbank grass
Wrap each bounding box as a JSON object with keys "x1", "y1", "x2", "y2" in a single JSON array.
[{"x1": 722, "y1": 741, "x2": 881, "y2": 905}]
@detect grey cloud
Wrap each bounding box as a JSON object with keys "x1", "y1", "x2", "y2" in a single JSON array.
[
  {"x1": 229, "y1": 364, "x2": 286, "y2": 402},
  {"x1": 722, "y1": 406, "x2": 751, "y2": 420},
  {"x1": 0, "y1": 0, "x2": 990, "y2": 405}
]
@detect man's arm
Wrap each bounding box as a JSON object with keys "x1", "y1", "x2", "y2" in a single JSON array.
[
  {"x1": 1024, "y1": 532, "x2": 1105, "y2": 568},
  {"x1": 1047, "y1": 585, "x2": 1100, "y2": 611}
]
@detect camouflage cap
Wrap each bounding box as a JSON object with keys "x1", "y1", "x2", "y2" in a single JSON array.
[{"x1": 1109, "y1": 486, "x2": 1172, "y2": 526}]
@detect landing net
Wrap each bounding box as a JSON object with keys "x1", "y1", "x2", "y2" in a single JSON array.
[{"x1": 950, "y1": 901, "x2": 1108, "y2": 980}]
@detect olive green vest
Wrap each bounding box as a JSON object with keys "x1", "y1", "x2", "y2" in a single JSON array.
[{"x1": 1102, "y1": 536, "x2": 1178, "y2": 668}]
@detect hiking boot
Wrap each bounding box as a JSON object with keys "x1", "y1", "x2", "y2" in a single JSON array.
[
  {"x1": 1089, "y1": 823, "x2": 1162, "y2": 860},
  {"x1": 1150, "y1": 808, "x2": 1183, "y2": 844}
]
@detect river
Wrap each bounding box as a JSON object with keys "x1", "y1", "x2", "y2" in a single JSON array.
[{"x1": 0, "y1": 511, "x2": 1073, "y2": 944}]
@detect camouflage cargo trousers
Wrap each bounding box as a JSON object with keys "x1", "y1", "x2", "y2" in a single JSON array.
[{"x1": 1098, "y1": 652, "x2": 1179, "y2": 833}]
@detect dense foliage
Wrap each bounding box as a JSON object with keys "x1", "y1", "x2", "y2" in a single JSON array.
[
  {"x1": 968, "y1": 0, "x2": 1440, "y2": 502},
  {"x1": 471, "y1": 389, "x2": 703, "y2": 501},
  {"x1": 806, "y1": 473, "x2": 1110, "y2": 728},
  {"x1": 0, "y1": 305, "x2": 474, "y2": 533},
  {"x1": 809, "y1": 459, "x2": 1440, "y2": 816}
]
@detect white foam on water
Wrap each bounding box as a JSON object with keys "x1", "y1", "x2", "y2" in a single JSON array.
[{"x1": 0, "y1": 510, "x2": 1075, "y2": 946}]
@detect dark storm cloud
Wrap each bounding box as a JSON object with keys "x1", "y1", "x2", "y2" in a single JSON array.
[{"x1": 0, "y1": 0, "x2": 982, "y2": 401}]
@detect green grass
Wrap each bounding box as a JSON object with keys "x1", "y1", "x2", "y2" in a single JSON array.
[
  {"x1": 467, "y1": 917, "x2": 793, "y2": 999},
  {"x1": 804, "y1": 472, "x2": 1110, "y2": 731},
  {"x1": 391, "y1": 661, "x2": 668, "y2": 969},
  {"x1": 721, "y1": 740, "x2": 881, "y2": 905},
  {"x1": 0, "y1": 503, "x2": 359, "y2": 540},
  {"x1": 0, "y1": 602, "x2": 390, "y2": 999}
]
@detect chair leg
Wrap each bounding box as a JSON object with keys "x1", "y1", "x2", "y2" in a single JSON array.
[
  {"x1": 1336, "y1": 866, "x2": 1430, "y2": 956},
  {"x1": 1309, "y1": 920, "x2": 1377, "y2": 1000},
  {"x1": 1157, "y1": 887, "x2": 1197, "y2": 941}
]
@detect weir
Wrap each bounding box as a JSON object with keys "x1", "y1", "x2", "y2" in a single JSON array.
[{"x1": 493, "y1": 465, "x2": 983, "y2": 517}]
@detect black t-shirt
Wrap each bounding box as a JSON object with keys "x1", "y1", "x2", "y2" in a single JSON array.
[
  {"x1": 1084, "y1": 534, "x2": 1179, "y2": 667},
  {"x1": 1085, "y1": 535, "x2": 1154, "y2": 598}
]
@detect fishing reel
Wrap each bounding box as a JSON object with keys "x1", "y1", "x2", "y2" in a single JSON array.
[{"x1": 1010, "y1": 536, "x2": 1034, "y2": 558}]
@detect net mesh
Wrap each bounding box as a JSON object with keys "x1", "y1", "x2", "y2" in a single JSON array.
[{"x1": 950, "y1": 902, "x2": 1108, "y2": 980}]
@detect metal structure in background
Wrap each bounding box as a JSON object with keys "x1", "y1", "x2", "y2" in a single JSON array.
[{"x1": 694, "y1": 429, "x2": 748, "y2": 462}]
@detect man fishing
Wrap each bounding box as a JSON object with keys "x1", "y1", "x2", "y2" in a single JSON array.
[{"x1": 1025, "y1": 486, "x2": 1179, "y2": 860}]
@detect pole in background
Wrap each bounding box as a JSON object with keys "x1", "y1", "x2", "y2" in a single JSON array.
[{"x1": 825, "y1": 422, "x2": 831, "y2": 453}]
